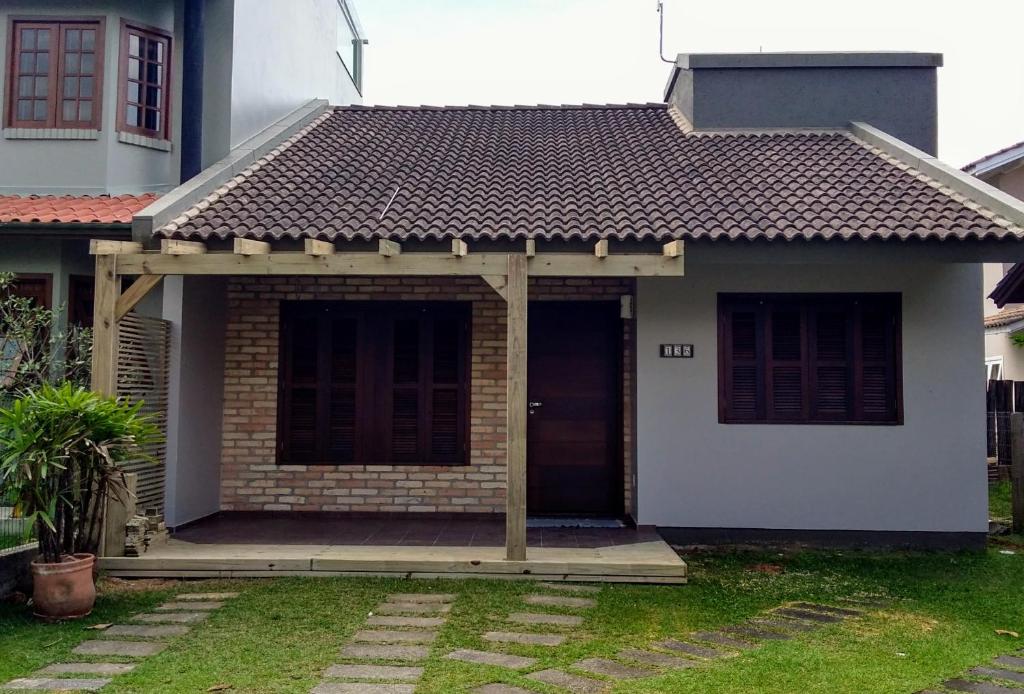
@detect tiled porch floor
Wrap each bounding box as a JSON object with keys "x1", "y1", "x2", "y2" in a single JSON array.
[{"x1": 172, "y1": 512, "x2": 658, "y2": 549}]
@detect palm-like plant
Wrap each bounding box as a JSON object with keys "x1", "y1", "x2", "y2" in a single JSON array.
[{"x1": 0, "y1": 383, "x2": 159, "y2": 563}]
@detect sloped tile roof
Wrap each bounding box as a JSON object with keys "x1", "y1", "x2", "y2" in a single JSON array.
[
  {"x1": 985, "y1": 306, "x2": 1024, "y2": 329},
  {"x1": 0, "y1": 194, "x2": 158, "y2": 225},
  {"x1": 157, "y1": 104, "x2": 1022, "y2": 243}
]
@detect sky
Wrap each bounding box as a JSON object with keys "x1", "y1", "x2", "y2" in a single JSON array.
[{"x1": 355, "y1": 0, "x2": 1024, "y2": 167}]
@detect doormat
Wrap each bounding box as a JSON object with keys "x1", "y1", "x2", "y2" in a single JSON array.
[{"x1": 527, "y1": 518, "x2": 626, "y2": 528}]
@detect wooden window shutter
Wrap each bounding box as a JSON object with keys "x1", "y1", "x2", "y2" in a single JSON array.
[
  {"x1": 327, "y1": 315, "x2": 360, "y2": 461},
  {"x1": 389, "y1": 317, "x2": 421, "y2": 461},
  {"x1": 279, "y1": 311, "x2": 320, "y2": 461},
  {"x1": 720, "y1": 302, "x2": 763, "y2": 421},
  {"x1": 766, "y1": 307, "x2": 805, "y2": 420},
  {"x1": 810, "y1": 308, "x2": 852, "y2": 421},
  {"x1": 428, "y1": 316, "x2": 466, "y2": 462}
]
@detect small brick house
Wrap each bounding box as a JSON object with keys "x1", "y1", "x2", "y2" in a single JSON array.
[{"x1": 89, "y1": 52, "x2": 1024, "y2": 571}]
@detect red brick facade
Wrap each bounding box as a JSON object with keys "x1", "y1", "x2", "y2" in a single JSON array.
[{"x1": 220, "y1": 276, "x2": 635, "y2": 516}]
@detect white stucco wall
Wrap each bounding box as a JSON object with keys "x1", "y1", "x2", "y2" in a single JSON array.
[
  {"x1": 162, "y1": 276, "x2": 227, "y2": 527},
  {"x1": 636, "y1": 249, "x2": 986, "y2": 534}
]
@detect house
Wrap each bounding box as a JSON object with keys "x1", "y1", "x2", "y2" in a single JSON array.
[
  {"x1": 92, "y1": 52, "x2": 1024, "y2": 583},
  {"x1": 0, "y1": 0, "x2": 366, "y2": 511},
  {"x1": 0, "y1": 0, "x2": 365, "y2": 322},
  {"x1": 963, "y1": 143, "x2": 1024, "y2": 379}
]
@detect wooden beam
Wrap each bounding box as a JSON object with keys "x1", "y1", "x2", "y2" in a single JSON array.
[
  {"x1": 114, "y1": 252, "x2": 683, "y2": 277},
  {"x1": 451, "y1": 239, "x2": 468, "y2": 257},
  {"x1": 90, "y1": 254, "x2": 119, "y2": 395},
  {"x1": 662, "y1": 240, "x2": 684, "y2": 258},
  {"x1": 594, "y1": 239, "x2": 609, "y2": 258},
  {"x1": 379, "y1": 239, "x2": 401, "y2": 257},
  {"x1": 115, "y1": 274, "x2": 165, "y2": 320},
  {"x1": 525, "y1": 239, "x2": 536, "y2": 258},
  {"x1": 481, "y1": 275, "x2": 508, "y2": 301},
  {"x1": 304, "y1": 239, "x2": 335, "y2": 256},
  {"x1": 233, "y1": 238, "x2": 271, "y2": 256},
  {"x1": 90, "y1": 239, "x2": 143, "y2": 255},
  {"x1": 505, "y1": 253, "x2": 528, "y2": 562},
  {"x1": 161, "y1": 239, "x2": 207, "y2": 255}
]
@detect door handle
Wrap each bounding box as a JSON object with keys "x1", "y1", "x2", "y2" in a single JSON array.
[{"x1": 529, "y1": 401, "x2": 543, "y2": 408}]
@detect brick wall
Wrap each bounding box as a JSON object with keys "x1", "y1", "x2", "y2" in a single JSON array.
[{"x1": 220, "y1": 276, "x2": 635, "y2": 516}]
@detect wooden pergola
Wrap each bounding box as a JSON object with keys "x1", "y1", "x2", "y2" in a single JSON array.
[{"x1": 89, "y1": 236, "x2": 684, "y2": 561}]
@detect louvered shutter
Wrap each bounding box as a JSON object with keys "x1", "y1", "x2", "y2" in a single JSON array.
[
  {"x1": 429, "y1": 317, "x2": 465, "y2": 462},
  {"x1": 721, "y1": 303, "x2": 763, "y2": 421},
  {"x1": 810, "y1": 309, "x2": 852, "y2": 421},
  {"x1": 279, "y1": 312, "x2": 319, "y2": 461},
  {"x1": 327, "y1": 316, "x2": 359, "y2": 461},
  {"x1": 767, "y1": 308, "x2": 805, "y2": 420},
  {"x1": 857, "y1": 301, "x2": 899, "y2": 421},
  {"x1": 389, "y1": 318, "x2": 421, "y2": 461}
]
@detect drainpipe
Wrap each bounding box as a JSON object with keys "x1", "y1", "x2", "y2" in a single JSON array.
[{"x1": 180, "y1": 0, "x2": 204, "y2": 183}]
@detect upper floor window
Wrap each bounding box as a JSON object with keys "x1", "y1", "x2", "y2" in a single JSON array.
[
  {"x1": 117, "y1": 21, "x2": 170, "y2": 140},
  {"x1": 6, "y1": 19, "x2": 104, "y2": 129}
]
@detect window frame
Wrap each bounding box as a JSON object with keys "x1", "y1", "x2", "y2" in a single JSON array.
[
  {"x1": 276, "y1": 301, "x2": 471, "y2": 466},
  {"x1": 116, "y1": 19, "x2": 171, "y2": 140},
  {"x1": 5, "y1": 16, "x2": 105, "y2": 130},
  {"x1": 717, "y1": 293, "x2": 903, "y2": 426},
  {"x1": 335, "y1": 0, "x2": 363, "y2": 93}
]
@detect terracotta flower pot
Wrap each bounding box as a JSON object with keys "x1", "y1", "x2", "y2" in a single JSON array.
[{"x1": 31, "y1": 553, "x2": 96, "y2": 621}]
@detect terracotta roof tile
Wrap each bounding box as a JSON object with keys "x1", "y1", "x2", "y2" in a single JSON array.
[
  {"x1": 0, "y1": 194, "x2": 158, "y2": 225},
  {"x1": 157, "y1": 104, "x2": 1022, "y2": 243},
  {"x1": 985, "y1": 306, "x2": 1024, "y2": 329}
]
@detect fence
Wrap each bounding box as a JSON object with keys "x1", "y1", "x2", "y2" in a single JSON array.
[
  {"x1": 987, "y1": 379, "x2": 1024, "y2": 474},
  {"x1": 0, "y1": 487, "x2": 34, "y2": 552},
  {"x1": 116, "y1": 312, "x2": 170, "y2": 514}
]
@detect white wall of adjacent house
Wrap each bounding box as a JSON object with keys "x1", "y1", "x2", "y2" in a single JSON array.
[
  {"x1": 636, "y1": 246, "x2": 986, "y2": 535},
  {"x1": 980, "y1": 166, "x2": 1024, "y2": 380}
]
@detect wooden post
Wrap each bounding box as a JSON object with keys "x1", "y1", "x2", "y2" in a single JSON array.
[
  {"x1": 90, "y1": 254, "x2": 119, "y2": 395},
  {"x1": 505, "y1": 253, "x2": 528, "y2": 561},
  {"x1": 1012, "y1": 413, "x2": 1024, "y2": 534}
]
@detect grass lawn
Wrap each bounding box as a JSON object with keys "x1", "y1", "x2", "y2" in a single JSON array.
[{"x1": 1, "y1": 546, "x2": 1023, "y2": 693}]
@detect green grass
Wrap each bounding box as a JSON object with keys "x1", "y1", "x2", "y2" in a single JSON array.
[
  {"x1": 1, "y1": 548, "x2": 1024, "y2": 693},
  {"x1": 991, "y1": 481, "x2": 1012, "y2": 522}
]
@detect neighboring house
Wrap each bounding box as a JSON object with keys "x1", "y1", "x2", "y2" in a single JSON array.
[
  {"x1": 0, "y1": 0, "x2": 365, "y2": 514},
  {"x1": 963, "y1": 142, "x2": 1024, "y2": 380},
  {"x1": 0, "y1": 0, "x2": 365, "y2": 322},
  {"x1": 88, "y1": 51, "x2": 1024, "y2": 571}
]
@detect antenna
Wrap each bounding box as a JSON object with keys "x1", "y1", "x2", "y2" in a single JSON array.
[{"x1": 657, "y1": 1, "x2": 674, "y2": 64}]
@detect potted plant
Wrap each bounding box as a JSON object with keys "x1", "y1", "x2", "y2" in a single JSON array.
[{"x1": 0, "y1": 383, "x2": 158, "y2": 620}]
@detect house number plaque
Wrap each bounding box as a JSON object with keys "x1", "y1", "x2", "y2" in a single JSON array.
[{"x1": 660, "y1": 344, "x2": 693, "y2": 358}]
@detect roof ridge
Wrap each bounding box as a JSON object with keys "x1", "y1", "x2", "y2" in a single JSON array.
[{"x1": 333, "y1": 102, "x2": 668, "y2": 112}]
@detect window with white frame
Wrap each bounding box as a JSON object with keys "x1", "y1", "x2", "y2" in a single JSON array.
[
  {"x1": 336, "y1": 1, "x2": 362, "y2": 90},
  {"x1": 986, "y1": 356, "x2": 1004, "y2": 382}
]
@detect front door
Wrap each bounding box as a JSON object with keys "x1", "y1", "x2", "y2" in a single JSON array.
[{"x1": 527, "y1": 301, "x2": 622, "y2": 516}]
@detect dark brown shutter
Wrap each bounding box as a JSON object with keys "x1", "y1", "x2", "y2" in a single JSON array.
[
  {"x1": 279, "y1": 312, "x2": 319, "y2": 461},
  {"x1": 428, "y1": 317, "x2": 464, "y2": 461},
  {"x1": 327, "y1": 316, "x2": 359, "y2": 461},
  {"x1": 857, "y1": 301, "x2": 898, "y2": 421},
  {"x1": 389, "y1": 318, "x2": 421, "y2": 461},
  {"x1": 811, "y1": 309, "x2": 852, "y2": 420},
  {"x1": 721, "y1": 304, "x2": 762, "y2": 421},
  {"x1": 767, "y1": 308, "x2": 804, "y2": 420}
]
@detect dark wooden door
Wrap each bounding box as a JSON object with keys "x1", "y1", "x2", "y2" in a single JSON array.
[{"x1": 527, "y1": 301, "x2": 622, "y2": 516}]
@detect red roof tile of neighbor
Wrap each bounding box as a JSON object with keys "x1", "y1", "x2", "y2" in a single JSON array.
[
  {"x1": 0, "y1": 193, "x2": 158, "y2": 225},
  {"x1": 158, "y1": 104, "x2": 1022, "y2": 243},
  {"x1": 985, "y1": 306, "x2": 1024, "y2": 329}
]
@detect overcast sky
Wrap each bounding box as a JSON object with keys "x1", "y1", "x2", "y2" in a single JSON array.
[{"x1": 356, "y1": 0, "x2": 1024, "y2": 167}]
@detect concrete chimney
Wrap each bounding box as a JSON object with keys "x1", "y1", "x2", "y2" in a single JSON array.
[{"x1": 664, "y1": 52, "x2": 943, "y2": 155}]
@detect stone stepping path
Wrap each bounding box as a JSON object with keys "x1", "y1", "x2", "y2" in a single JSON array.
[
  {"x1": 445, "y1": 649, "x2": 538, "y2": 669},
  {"x1": 527, "y1": 668, "x2": 607, "y2": 693},
  {"x1": 483, "y1": 631, "x2": 566, "y2": 646},
  {"x1": 471, "y1": 685, "x2": 533, "y2": 694},
  {"x1": 314, "y1": 591, "x2": 455, "y2": 693},
  {"x1": 916, "y1": 646, "x2": 1024, "y2": 693},
  {"x1": 618, "y1": 648, "x2": 696, "y2": 669},
  {"x1": 572, "y1": 657, "x2": 652, "y2": 679},
  {"x1": 507, "y1": 612, "x2": 583, "y2": 627},
  {"x1": 1, "y1": 589, "x2": 240, "y2": 692}
]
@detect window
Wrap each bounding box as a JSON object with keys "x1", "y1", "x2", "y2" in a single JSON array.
[
  {"x1": 986, "y1": 356, "x2": 1004, "y2": 382},
  {"x1": 7, "y1": 19, "x2": 103, "y2": 129},
  {"x1": 278, "y1": 302, "x2": 470, "y2": 465},
  {"x1": 336, "y1": 1, "x2": 362, "y2": 90},
  {"x1": 718, "y1": 294, "x2": 902, "y2": 424},
  {"x1": 4, "y1": 274, "x2": 52, "y2": 309},
  {"x1": 68, "y1": 275, "x2": 94, "y2": 327},
  {"x1": 117, "y1": 21, "x2": 170, "y2": 139}
]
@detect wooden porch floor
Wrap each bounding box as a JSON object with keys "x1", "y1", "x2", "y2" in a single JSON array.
[{"x1": 99, "y1": 514, "x2": 687, "y2": 584}]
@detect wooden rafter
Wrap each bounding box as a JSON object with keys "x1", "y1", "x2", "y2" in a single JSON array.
[
  {"x1": 481, "y1": 274, "x2": 508, "y2": 300},
  {"x1": 115, "y1": 275, "x2": 164, "y2": 320},
  {"x1": 451, "y1": 239, "x2": 468, "y2": 257},
  {"x1": 304, "y1": 239, "x2": 335, "y2": 256},
  {"x1": 161, "y1": 239, "x2": 206, "y2": 255},
  {"x1": 234, "y1": 238, "x2": 270, "y2": 255}
]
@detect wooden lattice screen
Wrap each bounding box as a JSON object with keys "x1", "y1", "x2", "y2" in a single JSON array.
[{"x1": 116, "y1": 312, "x2": 170, "y2": 513}]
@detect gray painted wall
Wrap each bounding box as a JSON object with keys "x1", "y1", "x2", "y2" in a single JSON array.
[
  {"x1": 162, "y1": 276, "x2": 227, "y2": 527},
  {"x1": 636, "y1": 247, "x2": 986, "y2": 534},
  {"x1": 667, "y1": 54, "x2": 940, "y2": 155}
]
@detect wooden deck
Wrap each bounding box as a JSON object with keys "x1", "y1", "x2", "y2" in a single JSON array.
[{"x1": 98, "y1": 516, "x2": 687, "y2": 584}]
